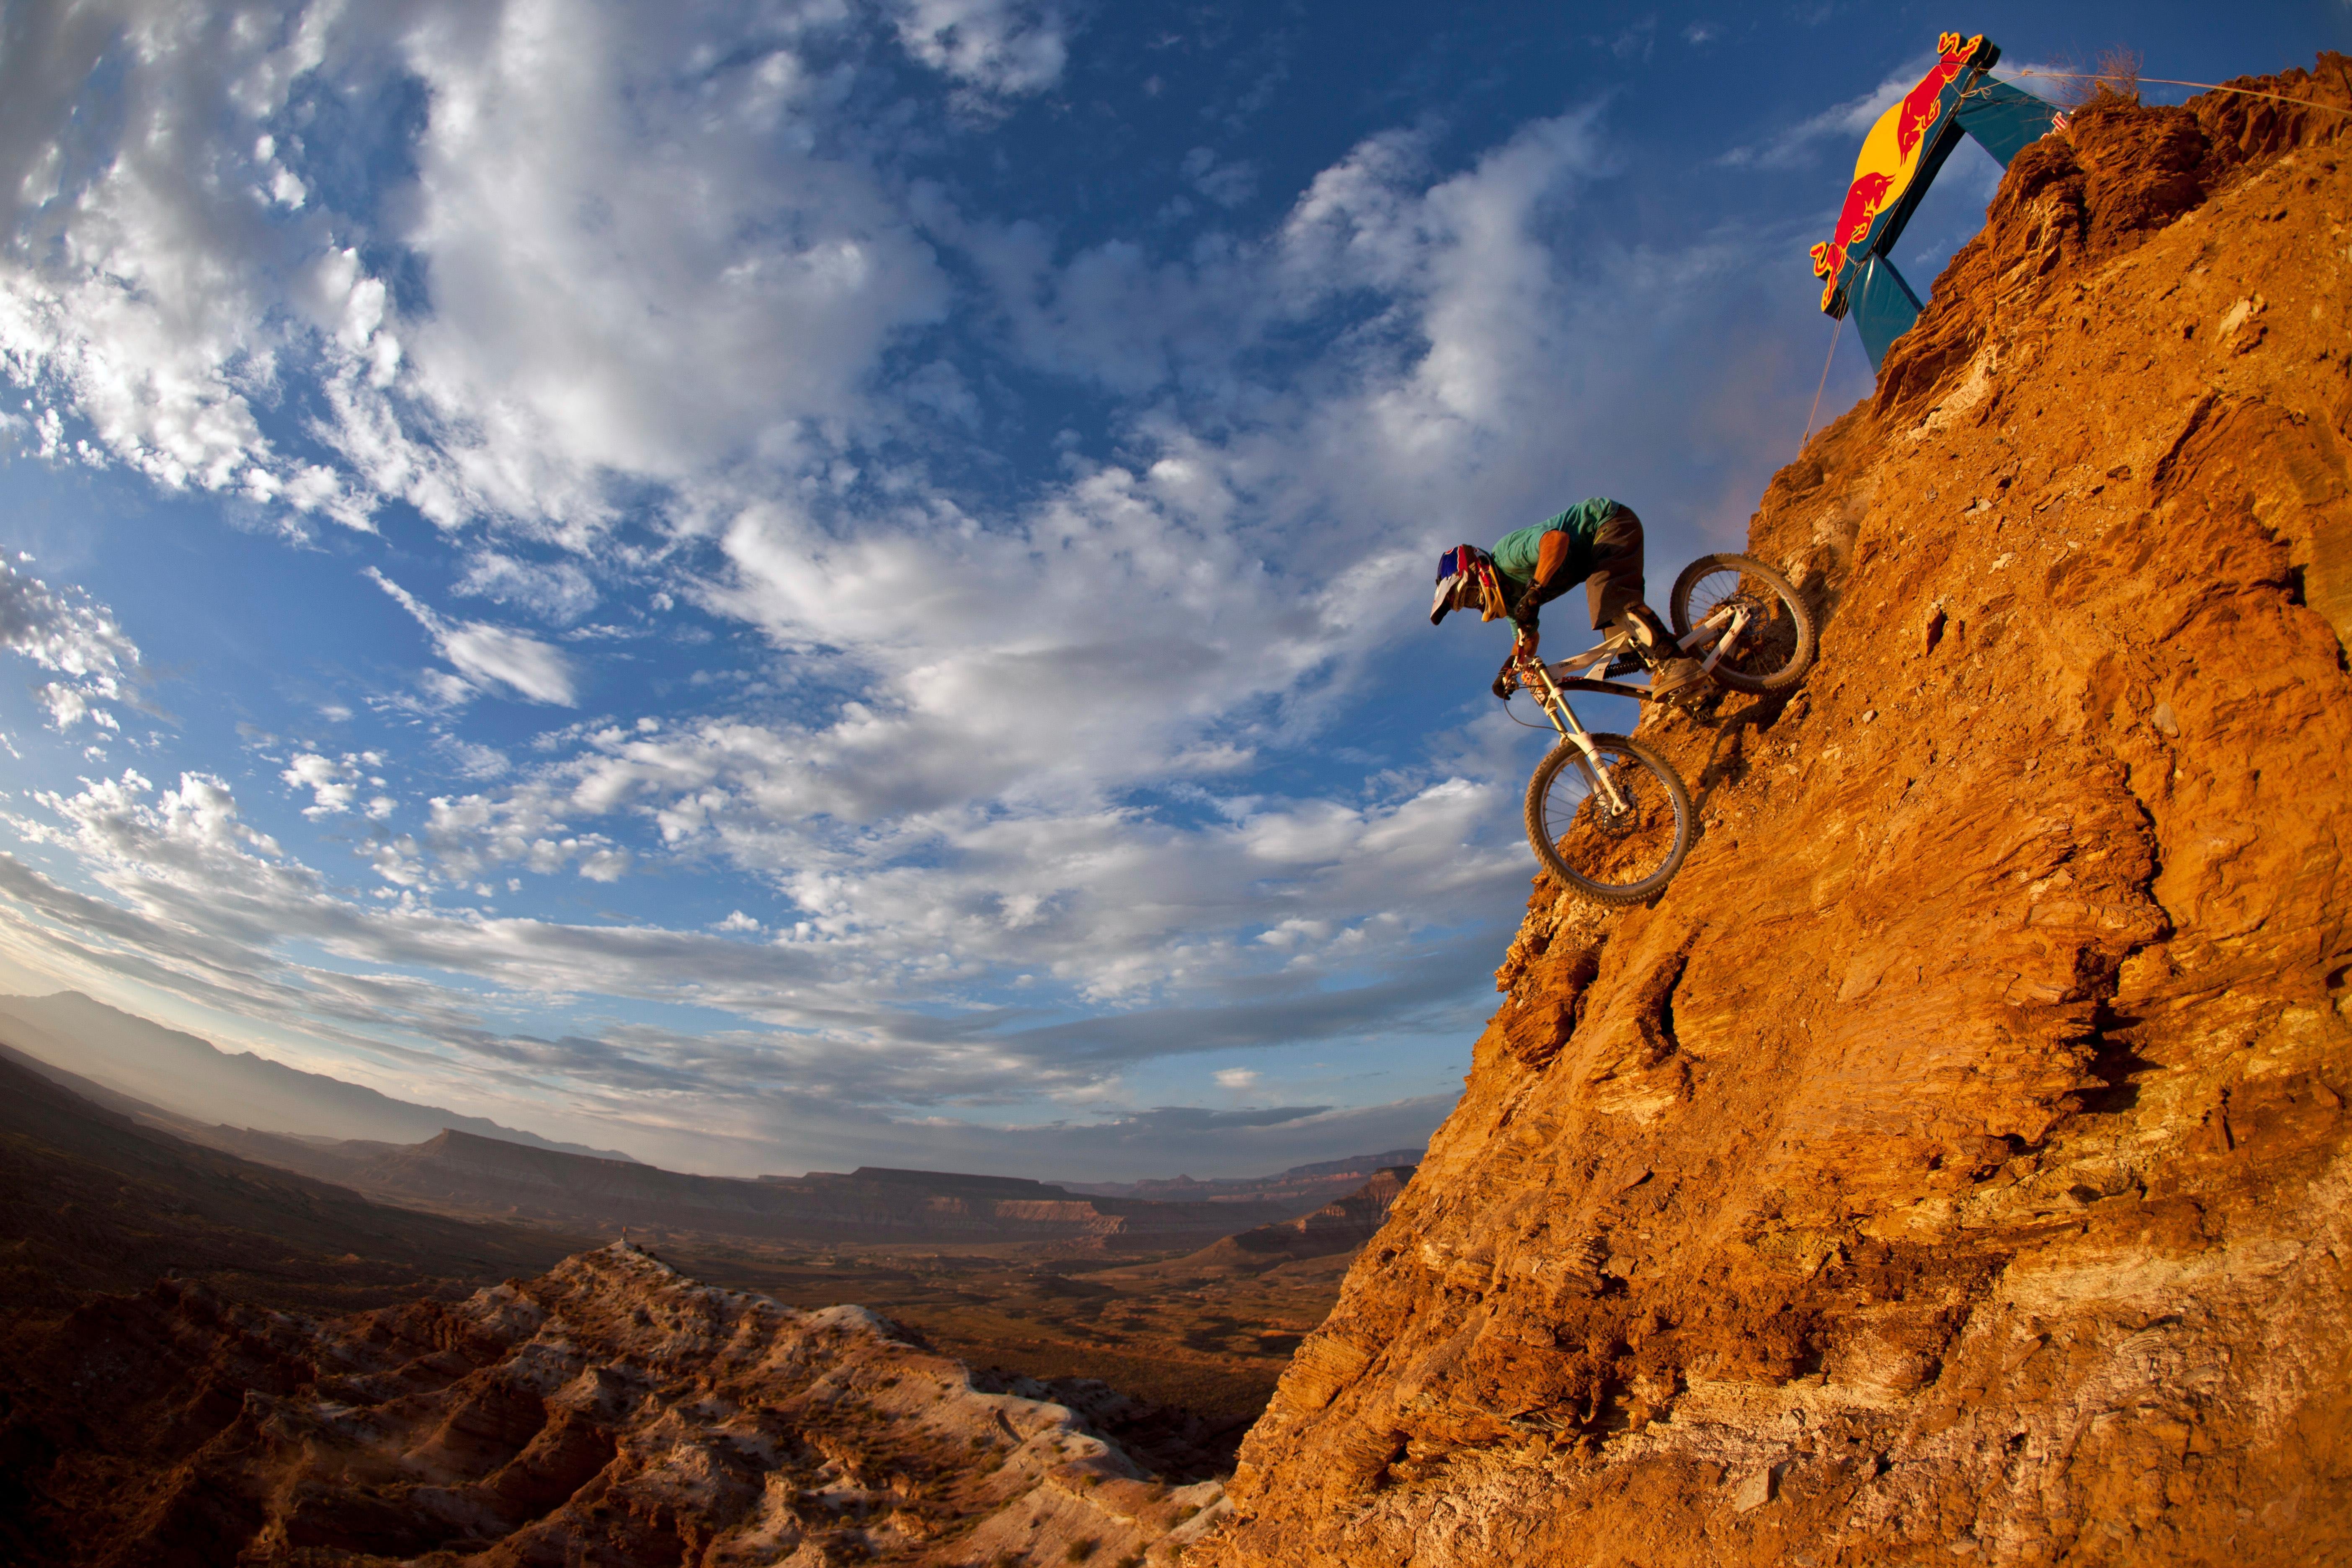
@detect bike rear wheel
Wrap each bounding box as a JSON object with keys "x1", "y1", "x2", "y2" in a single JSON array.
[
  {"x1": 1524, "y1": 734, "x2": 1692, "y2": 905},
  {"x1": 1669, "y1": 553, "x2": 1816, "y2": 694}
]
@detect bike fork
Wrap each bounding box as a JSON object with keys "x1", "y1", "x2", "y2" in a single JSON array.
[{"x1": 1532, "y1": 669, "x2": 1630, "y2": 814}]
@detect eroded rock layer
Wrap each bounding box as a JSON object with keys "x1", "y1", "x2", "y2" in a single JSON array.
[
  {"x1": 4, "y1": 1244, "x2": 1226, "y2": 1566},
  {"x1": 1199, "y1": 67, "x2": 2352, "y2": 1568}
]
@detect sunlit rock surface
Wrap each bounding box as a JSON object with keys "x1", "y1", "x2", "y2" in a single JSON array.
[{"x1": 1196, "y1": 63, "x2": 2352, "y2": 1568}]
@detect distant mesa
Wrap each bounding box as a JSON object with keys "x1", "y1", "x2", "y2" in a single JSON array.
[
  {"x1": 151, "y1": 1122, "x2": 1356, "y2": 1253},
  {"x1": 1059, "y1": 1148, "x2": 1429, "y2": 1203},
  {"x1": 1148, "y1": 1166, "x2": 1415, "y2": 1277},
  {"x1": 0, "y1": 990, "x2": 634, "y2": 1160}
]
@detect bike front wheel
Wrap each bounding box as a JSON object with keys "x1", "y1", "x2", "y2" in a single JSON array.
[
  {"x1": 1669, "y1": 553, "x2": 1816, "y2": 694},
  {"x1": 1523, "y1": 734, "x2": 1693, "y2": 905}
]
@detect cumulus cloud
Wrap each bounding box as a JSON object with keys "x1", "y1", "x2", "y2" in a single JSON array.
[
  {"x1": 0, "y1": 2, "x2": 372, "y2": 524},
  {"x1": 281, "y1": 752, "x2": 373, "y2": 818},
  {"x1": 0, "y1": 557, "x2": 142, "y2": 732},
  {"x1": 368, "y1": 570, "x2": 579, "y2": 705}
]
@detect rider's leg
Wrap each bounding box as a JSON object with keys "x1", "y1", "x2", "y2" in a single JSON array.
[
  {"x1": 1580, "y1": 506, "x2": 1648, "y2": 633},
  {"x1": 1584, "y1": 508, "x2": 1706, "y2": 699}
]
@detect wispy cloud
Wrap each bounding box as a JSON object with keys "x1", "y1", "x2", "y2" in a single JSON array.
[
  {"x1": 1718, "y1": 54, "x2": 1934, "y2": 169},
  {"x1": 366, "y1": 570, "x2": 579, "y2": 706}
]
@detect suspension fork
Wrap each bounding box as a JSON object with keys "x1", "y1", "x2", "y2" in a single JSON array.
[{"x1": 1524, "y1": 659, "x2": 1631, "y2": 814}]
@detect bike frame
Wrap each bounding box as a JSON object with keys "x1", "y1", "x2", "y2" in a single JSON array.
[{"x1": 1510, "y1": 600, "x2": 1753, "y2": 813}]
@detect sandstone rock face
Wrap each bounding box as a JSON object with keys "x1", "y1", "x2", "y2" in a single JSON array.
[
  {"x1": 1199, "y1": 68, "x2": 2352, "y2": 1568},
  {"x1": 5, "y1": 1244, "x2": 1226, "y2": 1566}
]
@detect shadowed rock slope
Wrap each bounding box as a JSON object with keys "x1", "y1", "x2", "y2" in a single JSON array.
[
  {"x1": 1199, "y1": 67, "x2": 2352, "y2": 1568},
  {"x1": 3, "y1": 1243, "x2": 1230, "y2": 1568}
]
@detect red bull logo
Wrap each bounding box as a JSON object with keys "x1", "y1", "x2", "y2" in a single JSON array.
[{"x1": 1810, "y1": 32, "x2": 1989, "y2": 310}]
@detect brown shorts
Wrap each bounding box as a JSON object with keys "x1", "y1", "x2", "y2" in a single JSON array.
[{"x1": 1581, "y1": 506, "x2": 1646, "y2": 631}]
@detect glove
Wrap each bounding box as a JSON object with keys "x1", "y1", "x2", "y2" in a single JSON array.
[{"x1": 1492, "y1": 647, "x2": 1526, "y2": 700}]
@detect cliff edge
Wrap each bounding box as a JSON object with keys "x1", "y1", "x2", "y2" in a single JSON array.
[{"x1": 1199, "y1": 65, "x2": 2352, "y2": 1568}]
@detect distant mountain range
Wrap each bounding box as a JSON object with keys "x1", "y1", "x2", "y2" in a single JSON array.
[
  {"x1": 0, "y1": 990, "x2": 634, "y2": 1160},
  {"x1": 0, "y1": 1046, "x2": 584, "y2": 1317},
  {"x1": 177, "y1": 1122, "x2": 1325, "y2": 1252},
  {"x1": 1058, "y1": 1148, "x2": 1428, "y2": 1204}
]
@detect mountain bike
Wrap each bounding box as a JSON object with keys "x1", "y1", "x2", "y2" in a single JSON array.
[{"x1": 1508, "y1": 553, "x2": 1816, "y2": 905}]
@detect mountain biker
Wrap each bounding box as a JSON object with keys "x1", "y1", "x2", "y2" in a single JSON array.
[{"x1": 1429, "y1": 498, "x2": 1707, "y2": 703}]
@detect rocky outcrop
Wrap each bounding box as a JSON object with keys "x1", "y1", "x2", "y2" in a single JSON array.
[
  {"x1": 1198, "y1": 65, "x2": 2352, "y2": 1568},
  {"x1": 3, "y1": 1243, "x2": 1228, "y2": 1566}
]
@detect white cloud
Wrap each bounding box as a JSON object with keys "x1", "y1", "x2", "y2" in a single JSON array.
[
  {"x1": 452, "y1": 552, "x2": 600, "y2": 624},
  {"x1": 890, "y1": 0, "x2": 1069, "y2": 95},
  {"x1": 0, "y1": 2, "x2": 371, "y2": 524},
  {"x1": 1181, "y1": 147, "x2": 1258, "y2": 208},
  {"x1": 1213, "y1": 1067, "x2": 1259, "y2": 1088},
  {"x1": 282, "y1": 752, "x2": 362, "y2": 818},
  {"x1": 367, "y1": 569, "x2": 579, "y2": 705},
  {"x1": 0, "y1": 557, "x2": 142, "y2": 732},
  {"x1": 0, "y1": 763, "x2": 1468, "y2": 1173}
]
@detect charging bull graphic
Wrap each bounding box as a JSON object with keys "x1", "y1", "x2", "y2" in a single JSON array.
[
  {"x1": 1806, "y1": 33, "x2": 2063, "y2": 371},
  {"x1": 1810, "y1": 34, "x2": 1988, "y2": 307}
]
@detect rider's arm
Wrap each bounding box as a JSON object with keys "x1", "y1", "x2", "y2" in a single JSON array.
[{"x1": 1509, "y1": 530, "x2": 1574, "y2": 632}]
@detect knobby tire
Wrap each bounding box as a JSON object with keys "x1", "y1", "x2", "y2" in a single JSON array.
[
  {"x1": 1523, "y1": 734, "x2": 1693, "y2": 905},
  {"x1": 1669, "y1": 553, "x2": 1817, "y2": 694}
]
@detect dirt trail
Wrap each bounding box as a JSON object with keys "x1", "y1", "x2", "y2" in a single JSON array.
[{"x1": 1196, "y1": 63, "x2": 2352, "y2": 1568}]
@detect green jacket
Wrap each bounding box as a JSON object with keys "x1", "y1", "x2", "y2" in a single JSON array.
[
  {"x1": 1491, "y1": 498, "x2": 1621, "y2": 588},
  {"x1": 1491, "y1": 499, "x2": 1623, "y2": 627}
]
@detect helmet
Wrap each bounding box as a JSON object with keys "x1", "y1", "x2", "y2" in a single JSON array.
[{"x1": 1430, "y1": 544, "x2": 1495, "y2": 625}]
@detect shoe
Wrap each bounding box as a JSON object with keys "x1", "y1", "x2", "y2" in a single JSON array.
[{"x1": 1648, "y1": 656, "x2": 1708, "y2": 702}]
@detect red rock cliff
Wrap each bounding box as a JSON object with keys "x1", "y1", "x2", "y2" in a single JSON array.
[{"x1": 1198, "y1": 65, "x2": 2352, "y2": 1568}]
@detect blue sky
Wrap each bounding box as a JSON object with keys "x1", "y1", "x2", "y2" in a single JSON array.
[{"x1": 0, "y1": 0, "x2": 2339, "y2": 1179}]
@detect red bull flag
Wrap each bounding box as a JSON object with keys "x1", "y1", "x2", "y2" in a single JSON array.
[{"x1": 1808, "y1": 33, "x2": 2063, "y2": 371}]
